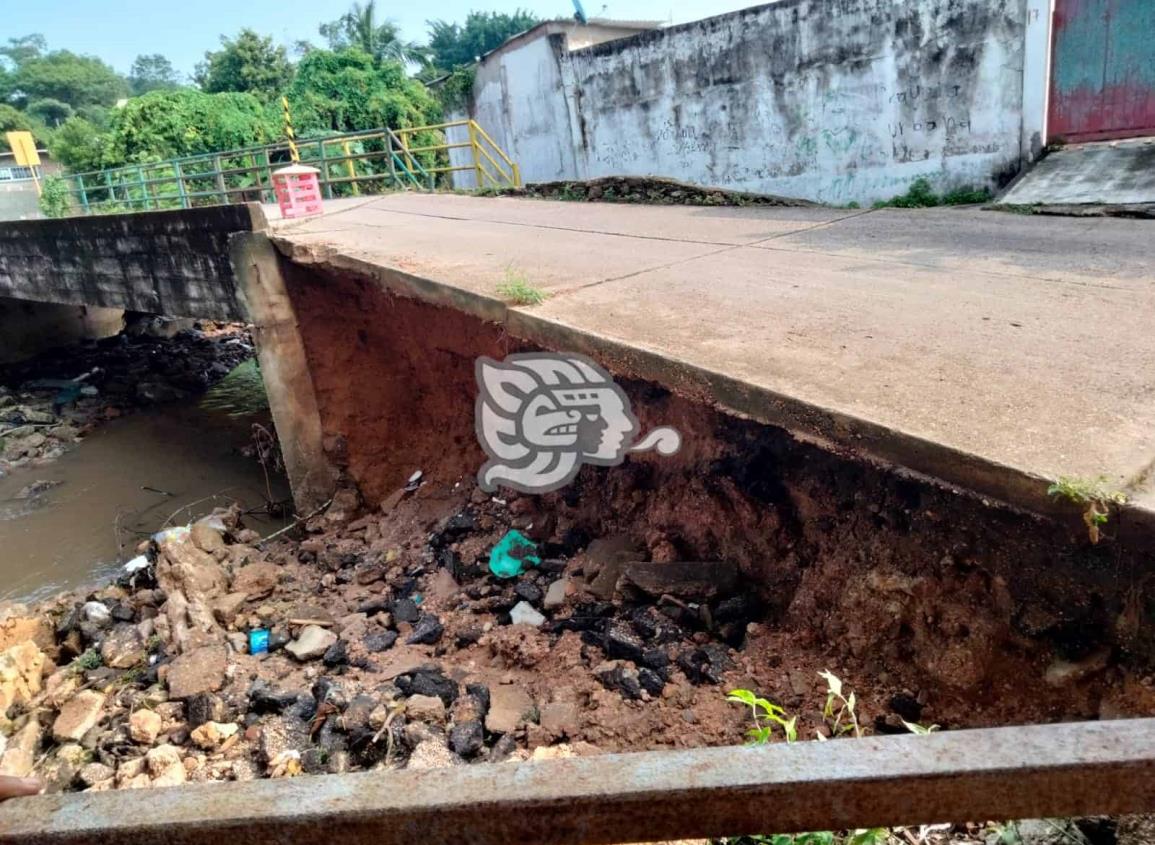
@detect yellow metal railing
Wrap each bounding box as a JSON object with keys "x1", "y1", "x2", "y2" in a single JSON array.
[{"x1": 393, "y1": 119, "x2": 522, "y2": 189}]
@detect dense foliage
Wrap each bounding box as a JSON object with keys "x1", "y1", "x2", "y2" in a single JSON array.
[
  {"x1": 1, "y1": 1, "x2": 508, "y2": 168},
  {"x1": 194, "y1": 30, "x2": 293, "y2": 100},
  {"x1": 287, "y1": 48, "x2": 438, "y2": 134},
  {"x1": 427, "y1": 10, "x2": 539, "y2": 70},
  {"x1": 103, "y1": 90, "x2": 275, "y2": 164}
]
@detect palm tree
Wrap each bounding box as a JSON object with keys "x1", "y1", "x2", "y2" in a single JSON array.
[{"x1": 320, "y1": 2, "x2": 428, "y2": 66}]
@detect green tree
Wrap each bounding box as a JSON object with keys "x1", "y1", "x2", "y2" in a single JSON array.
[
  {"x1": 426, "y1": 10, "x2": 539, "y2": 70},
  {"x1": 129, "y1": 54, "x2": 182, "y2": 95},
  {"x1": 0, "y1": 104, "x2": 33, "y2": 151},
  {"x1": 11, "y1": 50, "x2": 127, "y2": 108},
  {"x1": 0, "y1": 34, "x2": 47, "y2": 69},
  {"x1": 47, "y1": 116, "x2": 106, "y2": 170},
  {"x1": 101, "y1": 89, "x2": 274, "y2": 166},
  {"x1": 195, "y1": 29, "x2": 293, "y2": 99},
  {"x1": 25, "y1": 97, "x2": 73, "y2": 127},
  {"x1": 319, "y1": 2, "x2": 426, "y2": 66},
  {"x1": 76, "y1": 104, "x2": 112, "y2": 129},
  {"x1": 286, "y1": 48, "x2": 438, "y2": 134}
]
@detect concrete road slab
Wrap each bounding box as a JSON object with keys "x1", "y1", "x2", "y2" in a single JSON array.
[
  {"x1": 274, "y1": 195, "x2": 1155, "y2": 517},
  {"x1": 768, "y1": 206, "x2": 1155, "y2": 288},
  {"x1": 276, "y1": 203, "x2": 723, "y2": 297},
  {"x1": 533, "y1": 244, "x2": 1155, "y2": 489},
  {"x1": 278, "y1": 193, "x2": 850, "y2": 246}
]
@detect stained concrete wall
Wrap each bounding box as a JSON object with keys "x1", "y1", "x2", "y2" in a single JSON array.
[
  {"x1": 0, "y1": 296, "x2": 123, "y2": 364},
  {"x1": 0, "y1": 204, "x2": 259, "y2": 321},
  {"x1": 461, "y1": 0, "x2": 1035, "y2": 205}
]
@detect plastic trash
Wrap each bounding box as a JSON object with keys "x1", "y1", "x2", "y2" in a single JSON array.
[
  {"x1": 123, "y1": 555, "x2": 150, "y2": 574},
  {"x1": 249, "y1": 629, "x2": 270, "y2": 656},
  {"x1": 488, "y1": 529, "x2": 541, "y2": 579},
  {"x1": 152, "y1": 525, "x2": 190, "y2": 544}
]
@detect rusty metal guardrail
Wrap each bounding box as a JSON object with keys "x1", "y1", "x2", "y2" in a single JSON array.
[{"x1": 2, "y1": 719, "x2": 1153, "y2": 845}]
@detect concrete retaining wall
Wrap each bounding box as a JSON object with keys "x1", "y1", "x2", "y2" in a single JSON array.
[
  {"x1": 0, "y1": 205, "x2": 261, "y2": 321},
  {"x1": 463, "y1": 0, "x2": 1037, "y2": 205}
]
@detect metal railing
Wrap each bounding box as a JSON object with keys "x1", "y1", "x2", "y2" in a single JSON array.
[
  {"x1": 394, "y1": 119, "x2": 521, "y2": 189},
  {"x1": 56, "y1": 120, "x2": 519, "y2": 216},
  {"x1": 2, "y1": 719, "x2": 1154, "y2": 844}
]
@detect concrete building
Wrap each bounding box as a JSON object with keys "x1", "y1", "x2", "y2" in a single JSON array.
[
  {"x1": 0, "y1": 147, "x2": 58, "y2": 221},
  {"x1": 449, "y1": 0, "x2": 1057, "y2": 205}
]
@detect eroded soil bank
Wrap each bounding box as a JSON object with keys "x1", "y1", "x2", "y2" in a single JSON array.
[
  {"x1": 287, "y1": 262, "x2": 1155, "y2": 724},
  {"x1": 1, "y1": 262, "x2": 1152, "y2": 844}
]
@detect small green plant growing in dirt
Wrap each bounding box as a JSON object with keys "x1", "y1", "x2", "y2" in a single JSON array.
[
  {"x1": 817, "y1": 670, "x2": 862, "y2": 739},
  {"x1": 726, "y1": 688, "x2": 797, "y2": 743},
  {"x1": 1047, "y1": 475, "x2": 1127, "y2": 544},
  {"x1": 496, "y1": 269, "x2": 548, "y2": 306},
  {"x1": 724, "y1": 675, "x2": 943, "y2": 845},
  {"x1": 72, "y1": 649, "x2": 102, "y2": 672}
]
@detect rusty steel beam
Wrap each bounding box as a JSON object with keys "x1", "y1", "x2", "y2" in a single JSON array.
[{"x1": 3, "y1": 719, "x2": 1154, "y2": 845}]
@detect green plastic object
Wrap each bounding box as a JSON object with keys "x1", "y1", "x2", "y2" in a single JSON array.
[{"x1": 488, "y1": 529, "x2": 541, "y2": 579}]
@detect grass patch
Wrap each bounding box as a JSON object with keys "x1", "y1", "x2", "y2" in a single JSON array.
[
  {"x1": 496, "y1": 269, "x2": 548, "y2": 306},
  {"x1": 873, "y1": 177, "x2": 992, "y2": 209}
]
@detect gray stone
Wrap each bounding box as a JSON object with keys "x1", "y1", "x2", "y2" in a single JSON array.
[
  {"x1": 82, "y1": 601, "x2": 112, "y2": 627},
  {"x1": 286, "y1": 625, "x2": 337, "y2": 661},
  {"x1": 509, "y1": 601, "x2": 545, "y2": 627},
  {"x1": 100, "y1": 624, "x2": 145, "y2": 669}
]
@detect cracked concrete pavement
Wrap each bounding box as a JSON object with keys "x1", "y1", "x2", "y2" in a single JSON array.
[{"x1": 269, "y1": 193, "x2": 1155, "y2": 521}]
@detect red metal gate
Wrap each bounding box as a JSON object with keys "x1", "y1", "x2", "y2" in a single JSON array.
[{"x1": 1048, "y1": 0, "x2": 1155, "y2": 142}]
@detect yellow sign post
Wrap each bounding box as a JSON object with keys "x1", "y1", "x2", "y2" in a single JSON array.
[{"x1": 5, "y1": 131, "x2": 42, "y2": 195}]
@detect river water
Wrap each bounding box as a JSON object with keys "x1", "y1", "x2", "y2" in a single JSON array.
[{"x1": 0, "y1": 360, "x2": 290, "y2": 603}]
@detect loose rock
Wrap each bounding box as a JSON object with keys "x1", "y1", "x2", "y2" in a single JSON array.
[{"x1": 286, "y1": 625, "x2": 338, "y2": 661}]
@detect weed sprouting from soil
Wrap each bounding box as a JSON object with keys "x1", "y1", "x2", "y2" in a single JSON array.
[
  {"x1": 496, "y1": 269, "x2": 548, "y2": 306},
  {"x1": 722, "y1": 674, "x2": 949, "y2": 845},
  {"x1": 873, "y1": 178, "x2": 992, "y2": 209},
  {"x1": 1047, "y1": 475, "x2": 1127, "y2": 544}
]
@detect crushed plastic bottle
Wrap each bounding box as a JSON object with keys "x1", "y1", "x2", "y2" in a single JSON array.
[{"x1": 488, "y1": 529, "x2": 542, "y2": 579}]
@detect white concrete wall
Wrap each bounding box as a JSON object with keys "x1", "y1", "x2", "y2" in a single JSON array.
[
  {"x1": 471, "y1": 34, "x2": 580, "y2": 186},
  {"x1": 462, "y1": 0, "x2": 1038, "y2": 206},
  {"x1": 1020, "y1": 0, "x2": 1054, "y2": 161}
]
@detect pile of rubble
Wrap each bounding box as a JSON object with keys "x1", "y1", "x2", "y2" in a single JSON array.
[
  {"x1": 0, "y1": 322, "x2": 253, "y2": 472},
  {"x1": 0, "y1": 477, "x2": 798, "y2": 793},
  {"x1": 495, "y1": 176, "x2": 811, "y2": 207}
]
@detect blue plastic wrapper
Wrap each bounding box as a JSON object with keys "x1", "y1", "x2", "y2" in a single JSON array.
[{"x1": 249, "y1": 628, "x2": 270, "y2": 655}]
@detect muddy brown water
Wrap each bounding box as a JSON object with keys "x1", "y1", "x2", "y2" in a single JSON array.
[{"x1": 0, "y1": 362, "x2": 290, "y2": 603}]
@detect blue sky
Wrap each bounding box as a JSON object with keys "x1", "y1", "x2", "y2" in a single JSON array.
[{"x1": 4, "y1": 1, "x2": 759, "y2": 77}]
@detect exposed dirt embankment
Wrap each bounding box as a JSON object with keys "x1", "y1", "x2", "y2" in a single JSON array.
[{"x1": 286, "y1": 261, "x2": 1155, "y2": 724}]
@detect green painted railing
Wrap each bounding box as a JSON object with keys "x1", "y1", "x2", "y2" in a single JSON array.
[{"x1": 58, "y1": 122, "x2": 518, "y2": 216}]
